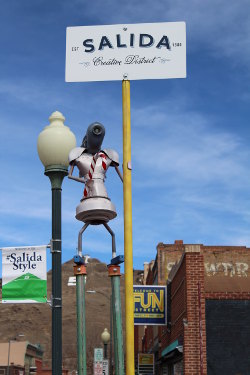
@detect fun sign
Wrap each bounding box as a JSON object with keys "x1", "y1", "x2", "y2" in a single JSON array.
[
  {"x1": 133, "y1": 285, "x2": 167, "y2": 325},
  {"x1": 65, "y1": 22, "x2": 186, "y2": 82}
]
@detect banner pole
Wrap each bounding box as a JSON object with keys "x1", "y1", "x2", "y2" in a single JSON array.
[{"x1": 122, "y1": 79, "x2": 135, "y2": 375}]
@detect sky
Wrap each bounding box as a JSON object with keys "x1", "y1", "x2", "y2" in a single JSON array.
[{"x1": 0, "y1": 0, "x2": 250, "y2": 274}]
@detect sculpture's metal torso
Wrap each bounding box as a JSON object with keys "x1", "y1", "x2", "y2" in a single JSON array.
[
  {"x1": 75, "y1": 150, "x2": 112, "y2": 198},
  {"x1": 69, "y1": 145, "x2": 119, "y2": 223}
]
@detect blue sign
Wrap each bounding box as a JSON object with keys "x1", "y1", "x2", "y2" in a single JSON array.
[{"x1": 133, "y1": 285, "x2": 167, "y2": 325}]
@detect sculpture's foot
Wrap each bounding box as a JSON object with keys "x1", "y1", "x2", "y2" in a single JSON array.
[{"x1": 75, "y1": 197, "x2": 117, "y2": 224}]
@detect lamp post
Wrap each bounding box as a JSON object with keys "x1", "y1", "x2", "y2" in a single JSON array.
[
  {"x1": 37, "y1": 111, "x2": 76, "y2": 375},
  {"x1": 101, "y1": 328, "x2": 111, "y2": 360}
]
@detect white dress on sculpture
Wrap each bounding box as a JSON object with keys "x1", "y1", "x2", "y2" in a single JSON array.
[{"x1": 69, "y1": 146, "x2": 119, "y2": 223}]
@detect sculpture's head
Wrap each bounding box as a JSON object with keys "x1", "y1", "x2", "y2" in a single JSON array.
[{"x1": 81, "y1": 122, "x2": 105, "y2": 154}]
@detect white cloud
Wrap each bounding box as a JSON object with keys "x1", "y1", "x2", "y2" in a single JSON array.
[
  {"x1": 131, "y1": 101, "x2": 250, "y2": 190},
  {"x1": 64, "y1": 0, "x2": 250, "y2": 66},
  {"x1": 118, "y1": 98, "x2": 250, "y2": 254},
  {"x1": 0, "y1": 185, "x2": 76, "y2": 222}
]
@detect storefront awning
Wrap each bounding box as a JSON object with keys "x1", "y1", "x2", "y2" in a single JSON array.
[{"x1": 161, "y1": 340, "x2": 183, "y2": 359}]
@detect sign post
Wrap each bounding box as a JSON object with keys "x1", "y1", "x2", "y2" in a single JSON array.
[
  {"x1": 122, "y1": 78, "x2": 134, "y2": 375},
  {"x1": 66, "y1": 21, "x2": 186, "y2": 375}
]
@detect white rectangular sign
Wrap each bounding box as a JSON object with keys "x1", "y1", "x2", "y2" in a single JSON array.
[
  {"x1": 65, "y1": 22, "x2": 186, "y2": 82},
  {"x1": 1, "y1": 246, "x2": 47, "y2": 303},
  {"x1": 94, "y1": 362, "x2": 103, "y2": 375},
  {"x1": 94, "y1": 348, "x2": 103, "y2": 362},
  {"x1": 102, "y1": 360, "x2": 109, "y2": 375}
]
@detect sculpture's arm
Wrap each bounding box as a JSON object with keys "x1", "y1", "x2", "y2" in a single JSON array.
[
  {"x1": 103, "y1": 149, "x2": 123, "y2": 183},
  {"x1": 68, "y1": 163, "x2": 85, "y2": 184},
  {"x1": 115, "y1": 165, "x2": 123, "y2": 183},
  {"x1": 68, "y1": 147, "x2": 86, "y2": 183}
]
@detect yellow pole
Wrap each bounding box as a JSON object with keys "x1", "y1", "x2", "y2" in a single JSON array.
[{"x1": 122, "y1": 79, "x2": 135, "y2": 375}]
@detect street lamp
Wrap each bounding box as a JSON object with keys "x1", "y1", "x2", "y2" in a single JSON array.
[
  {"x1": 37, "y1": 111, "x2": 76, "y2": 375},
  {"x1": 101, "y1": 328, "x2": 111, "y2": 360}
]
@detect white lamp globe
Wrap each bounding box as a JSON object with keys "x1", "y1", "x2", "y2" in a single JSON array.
[
  {"x1": 37, "y1": 111, "x2": 76, "y2": 168},
  {"x1": 101, "y1": 328, "x2": 111, "y2": 344}
]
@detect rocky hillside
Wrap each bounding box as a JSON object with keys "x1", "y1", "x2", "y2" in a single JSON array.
[{"x1": 0, "y1": 258, "x2": 143, "y2": 373}]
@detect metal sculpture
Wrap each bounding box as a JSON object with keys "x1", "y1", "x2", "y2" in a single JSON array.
[
  {"x1": 68, "y1": 122, "x2": 124, "y2": 375},
  {"x1": 68, "y1": 121, "x2": 123, "y2": 223}
]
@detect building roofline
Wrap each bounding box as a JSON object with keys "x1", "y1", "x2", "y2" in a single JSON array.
[{"x1": 157, "y1": 242, "x2": 249, "y2": 251}]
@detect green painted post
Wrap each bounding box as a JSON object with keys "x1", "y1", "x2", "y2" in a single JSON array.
[
  {"x1": 75, "y1": 224, "x2": 89, "y2": 375},
  {"x1": 109, "y1": 266, "x2": 124, "y2": 375},
  {"x1": 112, "y1": 287, "x2": 118, "y2": 374},
  {"x1": 110, "y1": 294, "x2": 113, "y2": 375},
  {"x1": 76, "y1": 273, "x2": 87, "y2": 375}
]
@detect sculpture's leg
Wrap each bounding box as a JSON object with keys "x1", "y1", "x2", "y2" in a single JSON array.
[
  {"x1": 104, "y1": 223, "x2": 124, "y2": 375},
  {"x1": 103, "y1": 222, "x2": 116, "y2": 259},
  {"x1": 78, "y1": 223, "x2": 89, "y2": 257},
  {"x1": 75, "y1": 223, "x2": 89, "y2": 375}
]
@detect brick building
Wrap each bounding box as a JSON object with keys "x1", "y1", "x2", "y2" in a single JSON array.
[{"x1": 136, "y1": 241, "x2": 250, "y2": 375}]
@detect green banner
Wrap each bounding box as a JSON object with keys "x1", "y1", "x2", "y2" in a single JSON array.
[{"x1": 1, "y1": 246, "x2": 47, "y2": 303}]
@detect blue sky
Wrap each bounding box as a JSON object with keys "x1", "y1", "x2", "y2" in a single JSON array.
[{"x1": 0, "y1": 0, "x2": 250, "y2": 274}]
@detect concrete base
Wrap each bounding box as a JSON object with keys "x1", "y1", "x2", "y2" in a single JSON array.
[{"x1": 76, "y1": 197, "x2": 117, "y2": 223}]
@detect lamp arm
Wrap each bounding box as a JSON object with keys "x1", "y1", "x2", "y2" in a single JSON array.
[
  {"x1": 115, "y1": 165, "x2": 123, "y2": 183},
  {"x1": 68, "y1": 163, "x2": 85, "y2": 184}
]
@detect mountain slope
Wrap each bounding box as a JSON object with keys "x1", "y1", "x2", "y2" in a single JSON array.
[{"x1": 0, "y1": 257, "x2": 143, "y2": 373}]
